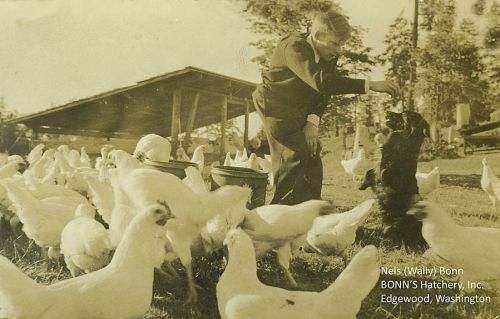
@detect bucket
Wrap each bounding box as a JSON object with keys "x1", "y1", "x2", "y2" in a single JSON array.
[
  {"x1": 210, "y1": 166, "x2": 268, "y2": 209},
  {"x1": 144, "y1": 160, "x2": 198, "y2": 179}
]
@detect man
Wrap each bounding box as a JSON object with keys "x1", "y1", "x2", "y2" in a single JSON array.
[{"x1": 253, "y1": 9, "x2": 400, "y2": 205}]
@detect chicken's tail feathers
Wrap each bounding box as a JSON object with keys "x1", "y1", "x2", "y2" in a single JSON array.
[
  {"x1": 0, "y1": 178, "x2": 38, "y2": 214},
  {"x1": 343, "y1": 199, "x2": 376, "y2": 226},
  {"x1": 324, "y1": 245, "x2": 379, "y2": 304}
]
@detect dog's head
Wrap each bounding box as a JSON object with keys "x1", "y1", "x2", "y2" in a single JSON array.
[
  {"x1": 385, "y1": 111, "x2": 404, "y2": 131},
  {"x1": 402, "y1": 111, "x2": 430, "y2": 138}
]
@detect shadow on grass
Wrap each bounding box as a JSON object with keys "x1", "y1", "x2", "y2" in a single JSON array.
[{"x1": 441, "y1": 174, "x2": 482, "y2": 189}]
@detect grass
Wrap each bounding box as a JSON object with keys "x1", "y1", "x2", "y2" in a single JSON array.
[{"x1": 1, "y1": 137, "x2": 500, "y2": 318}]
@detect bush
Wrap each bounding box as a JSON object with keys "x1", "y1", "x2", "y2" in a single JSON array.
[{"x1": 419, "y1": 139, "x2": 459, "y2": 161}]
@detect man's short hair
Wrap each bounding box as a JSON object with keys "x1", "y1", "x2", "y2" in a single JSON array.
[{"x1": 312, "y1": 10, "x2": 351, "y2": 40}]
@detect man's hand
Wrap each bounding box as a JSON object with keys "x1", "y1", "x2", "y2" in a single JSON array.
[
  {"x1": 369, "y1": 80, "x2": 401, "y2": 98},
  {"x1": 303, "y1": 121, "x2": 319, "y2": 157}
]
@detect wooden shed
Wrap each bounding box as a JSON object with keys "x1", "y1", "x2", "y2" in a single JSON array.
[{"x1": 6, "y1": 66, "x2": 257, "y2": 157}]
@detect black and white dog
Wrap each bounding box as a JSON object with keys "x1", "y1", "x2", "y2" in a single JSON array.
[{"x1": 360, "y1": 111, "x2": 430, "y2": 247}]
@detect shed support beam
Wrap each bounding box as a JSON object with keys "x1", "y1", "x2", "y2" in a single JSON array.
[
  {"x1": 244, "y1": 99, "x2": 250, "y2": 150},
  {"x1": 32, "y1": 129, "x2": 38, "y2": 144},
  {"x1": 184, "y1": 91, "x2": 200, "y2": 149},
  {"x1": 33, "y1": 126, "x2": 141, "y2": 139},
  {"x1": 220, "y1": 96, "x2": 228, "y2": 159},
  {"x1": 182, "y1": 86, "x2": 247, "y2": 105},
  {"x1": 171, "y1": 88, "x2": 182, "y2": 159}
]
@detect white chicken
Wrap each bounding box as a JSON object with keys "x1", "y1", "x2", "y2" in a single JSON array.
[
  {"x1": 305, "y1": 199, "x2": 375, "y2": 265},
  {"x1": 107, "y1": 150, "x2": 143, "y2": 172},
  {"x1": 26, "y1": 144, "x2": 45, "y2": 166},
  {"x1": 108, "y1": 203, "x2": 138, "y2": 247},
  {"x1": 7, "y1": 155, "x2": 25, "y2": 165},
  {"x1": 41, "y1": 150, "x2": 74, "y2": 185},
  {"x1": 23, "y1": 172, "x2": 85, "y2": 201},
  {"x1": 80, "y1": 147, "x2": 91, "y2": 168},
  {"x1": 416, "y1": 166, "x2": 440, "y2": 197},
  {"x1": 481, "y1": 158, "x2": 500, "y2": 213},
  {"x1": 233, "y1": 150, "x2": 244, "y2": 165},
  {"x1": 340, "y1": 149, "x2": 368, "y2": 181},
  {"x1": 241, "y1": 148, "x2": 249, "y2": 162},
  {"x1": 191, "y1": 145, "x2": 205, "y2": 172},
  {"x1": 183, "y1": 166, "x2": 209, "y2": 194},
  {"x1": 0, "y1": 204, "x2": 172, "y2": 319},
  {"x1": 245, "y1": 153, "x2": 260, "y2": 171},
  {"x1": 374, "y1": 132, "x2": 388, "y2": 148},
  {"x1": 197, "y1": 186, "x2": 251, "y2": 255},
  {"x1": 28, "y1": 148, "x2": 55, "y2": 180},
  {"x1": 0, "y1": 159, "x2": 25, "y2": 180},
  {"x1": 224, "y1": 152, "x2": 234, "y2": 166},
  {"x1": 134, "y1": 134, "x2": 172, "y2": 162},
  {"x1": 217, "y1": 229, "x2": 380, "y2": 319},
  {"x1": 241, "y1": 200, "x2": 335, "y2": 287},
  {"x1": 60, "y1": 203, "x2": 113, "y2": 277},
  {"x1": 95, "y1": 145, "x2": 114, "y2": 170},
  {"x1": 225, "y1": 152, "x2": 263, "y2": 172},
  {"x1": 66, "y1": 149, "x2": 83, "y2": 168},
  {"x1": 1, "y1": 178, "x2": 88, "y2": 256},
  {"x1": 256, "y1": 154, "x2": 274, "y2": 187},
  {"x1": 66, "y1": 167, "x2": 99, "y2": 194},
  {"x1": 408, "y1": 201, "x2": 500, "y2": 291},
  {"x1": 54, "y1": 149, "x2": 76, "y2": 174},
  {"x1": 85, "y1": 174, "x2": 115, "y2": 224},
  {"x1": 115, "y1": 167, "x2": 251, "y2": 302}
]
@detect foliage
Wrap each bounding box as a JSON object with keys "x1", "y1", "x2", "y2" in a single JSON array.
[
  {"x1": 472, "y1": 0, "x2": 487, "y2": 16},
  {"x1": 0, "y1": 98, "x2": 29, "y2": 155},
  {"x1": 483, "y1": 1, "x2": 500, "y2": 49},
  {"x1": 481, "y1": 1, "x2": 500, "y2": 106},
  {"x1": 377, "y1": 17, "x2": 414, "y2": 107},
  {"x1": 243, "y1": 0, "x2": 336, "y2": 69},
  {"x1": 415, "y1": 0, "x2": 491, "y2": 126},
  {"x1": 419, "y1": 0, "x2": 441, "y2": 31},
  {"x1": 419, "y1": 139, "x2": 459, "y2": 161}
]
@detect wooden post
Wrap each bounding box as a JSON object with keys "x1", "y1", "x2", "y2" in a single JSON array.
[
  {"x1": 32, "y1": 129, "x2": 38, "y2": 145},
  {"x1": 220, "y1": 96, "x2": 228, "y2": 159},
  {"x1": 407, "y1": 0, "x2": 419, "y2": 111},
  {"x1": 171, "y1": 89, "x2": 182, "y2": 159},
  {"x1": 184, "y1": 91, "x2": 200, "y2": 149},
  {"x1": 244, "y1": 99, "x2": 250, "y2": 150}
]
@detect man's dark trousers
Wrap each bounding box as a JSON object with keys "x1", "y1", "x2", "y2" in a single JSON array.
[{"x1": 253, "y1": 94, "x2": 323, "y2": 205}]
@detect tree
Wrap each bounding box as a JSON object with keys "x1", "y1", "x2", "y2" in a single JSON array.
[
  {"x1": 0, "y1": 98, "x2": 29, "y2": 155},
  {"x1": 416, "y1": 0, "x2": 491, "y2": 129},
  {"x1": 481, "y1": 1, "x2": 500, "y2": 108},
  {"x1": 243, "y1": 0, "x2": 335, "y2": 69},
  {"x1": 242, "y1": 0, "x2": 376, "y2": 135},
  {"x1": 377, "y1": 17, "x2": 414, "y2": 108}
]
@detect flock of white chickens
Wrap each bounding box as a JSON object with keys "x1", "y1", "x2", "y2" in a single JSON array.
[{"x1": 0, "y1": 133, "x2": 499, "y2": 319}]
